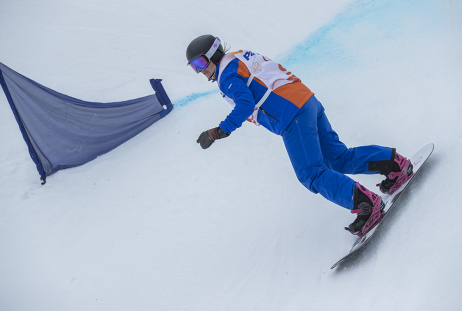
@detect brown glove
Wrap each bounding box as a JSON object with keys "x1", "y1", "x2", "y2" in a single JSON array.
[{"x1": 196, "y1": 127, "x2": 230, "y2": 149}]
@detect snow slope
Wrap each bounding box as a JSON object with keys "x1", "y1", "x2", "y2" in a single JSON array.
[{"x1": 1, "y1": 0, "x2": 461, "y2": 310}]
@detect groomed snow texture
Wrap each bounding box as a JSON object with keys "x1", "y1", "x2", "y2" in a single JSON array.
[{"x1": 0, "y1": 0, "x2": 461, "y2": 310}]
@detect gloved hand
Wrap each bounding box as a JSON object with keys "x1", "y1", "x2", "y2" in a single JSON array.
[{"x1": 196, "y1": 126, "x2": 230, "y2": 149}]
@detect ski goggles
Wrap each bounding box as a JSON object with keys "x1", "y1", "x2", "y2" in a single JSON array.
[
  {"x1": 188, "y1": 37, "x2": 221, "y2": 73},
  {"x1": 189, "y1": 56, "x2": 210, "y2": 73}
]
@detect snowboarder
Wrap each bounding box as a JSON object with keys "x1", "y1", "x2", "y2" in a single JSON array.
[{"x1": 187, "y1": 35, "x2": 413, "y2": 235}]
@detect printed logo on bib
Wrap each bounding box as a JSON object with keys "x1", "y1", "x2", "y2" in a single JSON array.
[
  {"x1": 278, "y1": 64, "x2": 300, "y2": 82},
  {"x1": 243, "y1": 51, "x2": 255, "y2": 61},
  {"x1": 251, "y1": 62, "x2": 262, "y2": 73},
  {"x1": 235, "y1": 50, "x2": 301, "y2": 90}
]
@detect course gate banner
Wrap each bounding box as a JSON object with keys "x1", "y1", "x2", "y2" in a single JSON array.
[{"x1": 0, "y1": 62, "x2": 173, "y2": 183}]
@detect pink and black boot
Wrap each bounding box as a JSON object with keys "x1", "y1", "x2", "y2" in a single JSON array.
[
  {"x1": 376, "y1": 150, "x2": 413, "y2": 195},
  {"x1": 345, "y1": 182, "x2": 385, "y2": 236}
]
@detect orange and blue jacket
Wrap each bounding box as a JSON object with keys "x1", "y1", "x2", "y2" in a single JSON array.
[{"x1": 214, "y1": 52, "x2": 314, "y2": 135}]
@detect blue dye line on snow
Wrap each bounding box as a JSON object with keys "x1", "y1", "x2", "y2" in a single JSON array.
[
  {"x1": 280, "y1": 0, "x2": 442, "y2": 70},
  {"x1": 173, "y1": 89, "x2": 218, "y2": 107},
  {"x1": 174, "y1": 0, "x2": 442, "y2": 107}
]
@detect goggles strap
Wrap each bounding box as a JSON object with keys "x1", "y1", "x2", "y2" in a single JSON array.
[{"x1": 203, "y1": 37, "x2": 221, "y2": 61}]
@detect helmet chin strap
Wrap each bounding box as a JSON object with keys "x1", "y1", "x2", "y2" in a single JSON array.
[{"x1": 207, "y1": 69, "x2": 216, "y2": 82}]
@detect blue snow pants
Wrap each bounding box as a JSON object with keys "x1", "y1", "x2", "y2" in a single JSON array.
[{"x1": 282, "y1": 96, "x2": 392, "y2": 210}]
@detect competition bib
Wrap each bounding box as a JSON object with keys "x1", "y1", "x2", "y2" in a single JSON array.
[{"x1": 218, "y1": 50, "x2": 300, "y2": 125}]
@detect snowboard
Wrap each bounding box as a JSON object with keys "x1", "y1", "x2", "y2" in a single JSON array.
[{"x1": 331, "y1": 143, "x2": 434, "y2": 269}]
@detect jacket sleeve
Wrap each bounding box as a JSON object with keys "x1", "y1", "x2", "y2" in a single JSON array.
[{"x1": 218, "y1": 74, "x2": 256, "y2": 134}]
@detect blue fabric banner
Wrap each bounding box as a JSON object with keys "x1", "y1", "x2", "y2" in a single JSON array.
[{"x1": 0, "y1": 62, "x2": 173, "y2": 183}]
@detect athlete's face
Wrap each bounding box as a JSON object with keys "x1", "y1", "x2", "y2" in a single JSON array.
[{"x1": 198, "y1": 59, "x2": 216, "y2": 80}]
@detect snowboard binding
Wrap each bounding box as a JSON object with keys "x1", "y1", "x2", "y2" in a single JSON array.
[
  {"x1": 345, "y1": 182, "x2": 385, "y2": 237},
  {"x1": 377, "y1": 152, "x2": 414, "y2": 195}
]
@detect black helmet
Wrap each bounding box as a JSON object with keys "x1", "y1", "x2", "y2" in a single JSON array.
[{"x1": 186, "y1": 35, "x2": 224, "y2": 65}]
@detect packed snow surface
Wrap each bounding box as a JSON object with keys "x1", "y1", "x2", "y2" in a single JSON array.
[{"x1": 1, "y1": 0, "x2": 461, "y2": 310}]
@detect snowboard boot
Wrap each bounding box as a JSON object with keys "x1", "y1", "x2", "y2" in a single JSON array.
[
  {"x1": 376, "y1": 151, "x2": 413, "y2": 195},
  {"x1": 345, "y1": 182, "x2": 385, "y2": 236}
]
